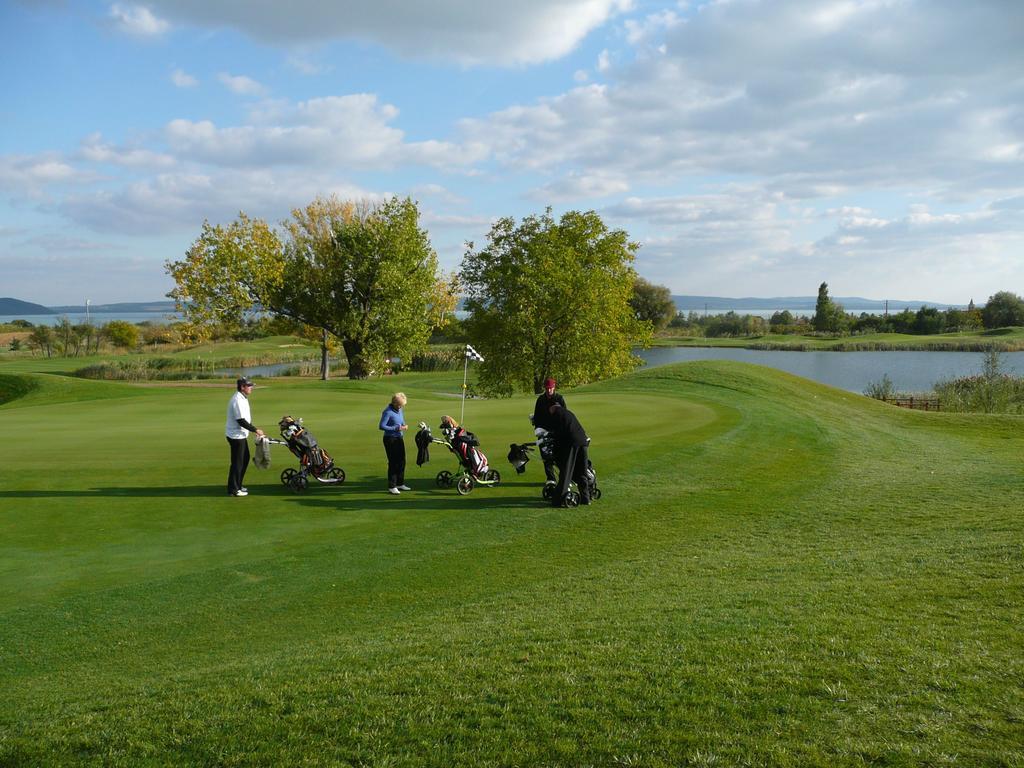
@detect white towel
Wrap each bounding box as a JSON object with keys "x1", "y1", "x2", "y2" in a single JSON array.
[{"x1": 252, "y1": 436, "x2": 272, "y2": 469}]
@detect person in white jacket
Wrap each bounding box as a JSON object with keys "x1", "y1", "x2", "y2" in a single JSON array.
[{"x1": 225, "y1": 377, "x2": 264, "y2": 496}]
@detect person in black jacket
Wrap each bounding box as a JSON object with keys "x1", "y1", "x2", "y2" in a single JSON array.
[
  {"x1": 547, "y1": 403, "x2": 590, "y2": 506},
  {"x1": 532, "y1": 377, "x2": 565, "y2": 482}
]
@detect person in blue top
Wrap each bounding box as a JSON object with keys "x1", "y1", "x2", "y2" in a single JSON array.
[{"x1": 379, "y1": 392, "x2": 409, "y2": 495}]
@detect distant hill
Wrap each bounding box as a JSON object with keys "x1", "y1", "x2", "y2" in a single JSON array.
[
  {"x1": 0, "y1": 297, "x2": 54, "y2": 315},
  {"x1": 47, "y1": 301, "x2": 178, "y2": 313},
  {"x1": 672, "y1": 295, "x2": 966, "y2": 312}
]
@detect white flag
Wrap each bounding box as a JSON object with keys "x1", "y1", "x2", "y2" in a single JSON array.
[{"x1": 465, "y1": 344, "x2": 485, "y2": 362}]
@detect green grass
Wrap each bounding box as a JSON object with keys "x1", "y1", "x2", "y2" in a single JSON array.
[
  {"x1": 655, "y1": 327, "x2": 1024, "y2": 351},
  {"x1": 1, "y1": 361, "x2": 1022, "y2": 766}
]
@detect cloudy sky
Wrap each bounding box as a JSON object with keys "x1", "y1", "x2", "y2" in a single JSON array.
[{"x1": 1, "y1": 0, "x2": 1022, "y2": 305}]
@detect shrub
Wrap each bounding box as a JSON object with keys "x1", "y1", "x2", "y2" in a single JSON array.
[
  {"x1": 408, "y1": 348, "x2": 465, "y2": 372},
  {"x1": 74, "y1": 359, "x2": 225, "y2": 382},
  {"x1": 932, "y1": 348, "x2": 1024, "y2": 413},
  {"x1": 103, "y1": 320, "x2": 140, "y2": 350},
  {"x1": 141, "y1": 323, "x2": 177, "y2": 346},
  {"x1": 864, "y1": 374, "x2": 897, "y2": 400}
]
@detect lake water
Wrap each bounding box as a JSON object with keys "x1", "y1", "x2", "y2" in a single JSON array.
[
  {"x1": 636, "y1": 347, "x2": 1024, "y2": 393},
  {"x1": 222, "y1": 348, "x2": 1023, "y2": 395},
  {"x1": 217, "y1": 361, "x2": 316, "y2": 377}
]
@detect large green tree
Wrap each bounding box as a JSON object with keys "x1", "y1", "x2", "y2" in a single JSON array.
[
  {"x1": 812, "y1": 281, "x2": 847, "y2": 334},
  {"x1": 166, "y1": 197, "x2": 455, "y2": 379},
  {"x1": 981, "y1": 291, "x2": 1024, "y2": 329},
  {"x1": 461, "y1": 209, "x2": 651, "y2": 395},
  {"x1": 630, "y1": 277, "x2": 676, "y2": 331}
]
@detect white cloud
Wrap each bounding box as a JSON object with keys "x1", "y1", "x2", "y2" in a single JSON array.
[
  {"x1": 598, "y1": 188, "x2": 800, "y2": 293},
  {"x1": 218, "y1": 72, "x2": 267, "y2": 96},
  {"x1": 532, "y1": 172, "x2": 630, "y2": 201},
  {"x1": 456, "y1": 0, "x2": 1024, "y2": 202},
  {"x1": 170, "y1": 68, "x2": 198, "y2": 88},
  {"x1": 607, "y1": 191, "x2": 780, "y2": 227},
  {"x1": 286, "y1": 54, "x2": 326, "y2": 76},
  {"x1": 165, "y1": 95, "x2": 486, "y2": 170},
  {"x1": 79, "y1": 133, "x2": 176, "y2": 169},
  {"x1": 597, "y1": 186, "x2": 1024, "y2": 303},
  {"x1": 59, "y1": 169, "x2": 374, "y2": 235},
  {"x1": 805, "y1": 201, "x2": 1024, "y2": 302},
  {"x1": 421, "y1": 211, "x2": 492, "y2": 229},
  {"x1": 1, "y1": 85, "x2": 492, "y2": 243},
  {"x1": 108, "y1": 3, "x2": 170, "y2": 37},
  {"x1": 409, "y1": 184, "x2": 468, "y2": 206},
  {"x1": 137, "y1": 0, "x2": 632, "y2": 65},
  {"x1": 18, "y1": 234, "x2": 120, "y2": 254},
  {"x1": 624, "y1": 8, "x2": 681, "y2": 44},
  {"x1": 0, "y1": 154, "x2": 96, "y2": 199}
]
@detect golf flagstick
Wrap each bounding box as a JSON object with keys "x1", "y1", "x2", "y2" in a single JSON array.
[{"x1": 462, "y1": 344, "x2": 485, "y2": 423}]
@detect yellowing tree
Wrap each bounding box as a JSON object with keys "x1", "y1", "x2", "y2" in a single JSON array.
[
  {"x1": 166, "y1": 197, "x2": 455, "y2": 379},
  {"x1": 166, "y1": 212, "x2": 285, "y2": 341}
]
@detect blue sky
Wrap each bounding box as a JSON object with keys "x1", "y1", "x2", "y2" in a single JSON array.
[{"x1": 1, "y1": 0, "x2": 1022, "y2": 305}]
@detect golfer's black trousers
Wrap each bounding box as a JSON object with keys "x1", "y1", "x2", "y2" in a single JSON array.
[
  {"x1": 383, "y1": 435, "x2": 406, "y2": 489},
  {"x1": 554, "y1": 443, "x2": 590, "y2": 503},
  {"x1": 226, "y1": 436, "x2": 250, "y2": 494}
]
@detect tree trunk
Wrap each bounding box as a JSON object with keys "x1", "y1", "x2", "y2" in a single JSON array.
[
  {"x1": 320, "y1": 328, "x2": 330, "y2": 381},
  {"x1": 342, "y1": 338, "x2": 369, "y2": 379}
]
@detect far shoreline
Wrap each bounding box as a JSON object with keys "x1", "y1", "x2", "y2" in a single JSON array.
[{"x1": 649, "y1": 329, "x2": 1024, "y2": 353}]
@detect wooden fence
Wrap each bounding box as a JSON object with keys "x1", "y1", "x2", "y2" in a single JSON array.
[{"x1": 882, "y1": 396, "x2": 941, "y2": 411}]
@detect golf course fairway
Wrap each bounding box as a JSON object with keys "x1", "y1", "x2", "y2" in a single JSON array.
[{"x1": 1, "y1": 361, "x2": 1021, "y2": 766}]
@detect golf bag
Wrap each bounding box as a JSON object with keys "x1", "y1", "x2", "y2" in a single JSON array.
[
  {"x1": 278, "y1": 416, "x2": 332, "y2": 474},
  {"x1": 267, "y1": 416, "x2": 346, "y2": 492},
  {"x1": 442, "y1": 422, "x2": 489, "y2": 478},
  {"x1": 417, "y1": 420, "x2": 501, "y2": 495}
]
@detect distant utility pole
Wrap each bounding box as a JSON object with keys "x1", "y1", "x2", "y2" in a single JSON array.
[
  {"x1": 884, "y1": 299, "x2": 888, "y2": 317},
  {"x1": 704, "y1": 302, "x2": 708, "y2": 318}
]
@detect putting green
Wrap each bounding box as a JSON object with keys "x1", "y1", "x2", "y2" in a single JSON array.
[{"x1": 0, "y1": 372, "x2": 729, "y2": 608}]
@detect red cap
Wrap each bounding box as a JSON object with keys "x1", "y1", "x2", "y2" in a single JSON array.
[{"x1": 544, "y1": 377, "x2": 556, "y2": 389}]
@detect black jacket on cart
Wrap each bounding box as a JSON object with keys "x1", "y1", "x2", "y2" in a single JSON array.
[
  {"x1": 547, "y1": 405, "x2": 588, "y2": 448},
  {"x1": 533, "y1": 391, "x2": 566, "y2": 431}
]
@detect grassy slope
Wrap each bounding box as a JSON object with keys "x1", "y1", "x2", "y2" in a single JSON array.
[{"x1": 0, "y1": 363, "x2": 1021, "y2": 766}]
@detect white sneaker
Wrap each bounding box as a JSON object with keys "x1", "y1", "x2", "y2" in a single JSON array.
[
  {"x1": 388, "y1": 487, "x2": 401, "y2": 495},
  {"x1": 397, "y1": 485, "x2": 412, "y2": 491},
  {"x1": 231, "y1": 489, "x2": 248, "y2": 497}
]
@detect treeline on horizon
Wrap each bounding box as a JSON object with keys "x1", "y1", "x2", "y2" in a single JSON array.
[
  {"x1": 7, "y1": 288, "x2": 1024, "y2": 355},
  {"x1": 664, "y1": 287, "x2": 1024, "y2": 338}
]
